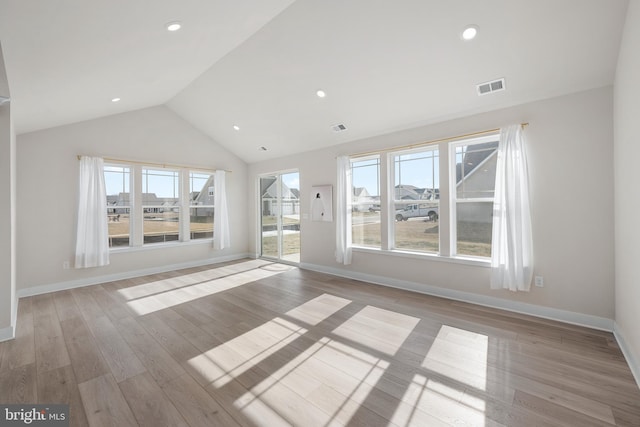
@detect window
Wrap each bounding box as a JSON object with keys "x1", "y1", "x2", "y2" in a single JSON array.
[
  {"x1": 104, "y1": 165, "x2": 131, "y2": 247},
  {"x1": 189, "y1": 172, "x2": 214, "y2": 240},
  {"x1": 351, "y1": 156, "x2": 381, "y2": 248},
  {"x1": 142, "y1": 168, "x2": 180, "y2": 244},
  {"x1": 343, "y1": 133, "x2": 499, "y2": 260},
  {"x1": 102, "y1": 162, "x2": 220, "y2": 249},
  {"x1": 451, "y1": 137, "x2": 498, "y2": 257},
  {"x1": 393, "y1": 147, "x2": 439, "y2": 253}
]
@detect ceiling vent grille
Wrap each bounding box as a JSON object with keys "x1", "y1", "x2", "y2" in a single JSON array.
[
  {"x1": 476, "y1": 78, "x2": 505, "y2": 96},
  {"x1": 332, "y1": 123, "x2": 347, "y2": 132}
]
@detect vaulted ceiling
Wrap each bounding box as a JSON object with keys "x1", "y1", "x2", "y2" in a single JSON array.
[{"x1": 0, "y1": 0, "x2": 629, "y2": 163}]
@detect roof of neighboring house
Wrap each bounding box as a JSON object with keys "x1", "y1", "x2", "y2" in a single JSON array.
[
  {"x1": 353, "y1": 187, "x2": 370, "y2": 198},
  {"x1": 456, "y1": 141, "x2": 499, "y2": 184}
]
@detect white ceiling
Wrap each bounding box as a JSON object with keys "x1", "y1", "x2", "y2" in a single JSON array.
[{"x1": 0, "y1": 0, "x2": 629, "y2": 163}]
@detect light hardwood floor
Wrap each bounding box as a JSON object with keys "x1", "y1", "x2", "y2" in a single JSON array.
[{"x1": 1, "y1": 258, "x2": 639, "y2": 426}]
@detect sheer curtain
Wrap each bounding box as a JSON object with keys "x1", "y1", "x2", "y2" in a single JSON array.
[
  {"x1": 490, "y1": 124, "x2": 533, "y2": 291},
  {"x1": 213, "y1": 170, "x2": 230, "y2": 250},
  {"x1": 335, "y1": 156, "x2": 352, "y2": 265},
  {"x1": 75, "y1": 156, "x2": 109, "y2": 268}
]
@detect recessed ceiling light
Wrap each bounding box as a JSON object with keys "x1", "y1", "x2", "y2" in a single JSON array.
[
  {"x1": 461, "y1": 25, "x2": 478, "y2": 41},
  {"x1": 316, "y1": 90, "x2": 326, "y2": 98},
  {"x1": 233, "y1": 125, "x2": 240, "y2": 131},
  {"x1": 166, "y1": 21, "x2": 182, "y2": 32},
  {"x1": 111, "y1": 97, "x2": 121, "y2": 103}
]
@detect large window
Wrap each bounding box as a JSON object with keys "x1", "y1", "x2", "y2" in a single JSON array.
[
  {"x1": 393, "y1": 147, "x2": 439, "y2": 253},
  {"x1": 346, "y1": 133, "x2": 499, "y2": 260},
  {"x1": 103, "y1": 163, "x2": 217, "y2": 249},
  {"x1": 104, "y1": 165, "x2": 131, "y2": 247},
  {"x1": 351, "y1": 156, "x2": 381, "y2": 248},
  {"x1": 452, "y1": 137, "x2": 498, "y2": 257},
  {"x1": 189, "y1": 172, "x2": 214, "y2": 240}
]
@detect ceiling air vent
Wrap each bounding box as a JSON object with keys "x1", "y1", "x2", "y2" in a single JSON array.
[
  {"x1": 476, "y1": 78, "x2": 505, "y2": 96},
  {"x1": 331, "y1": 123, "x2": 347, "y2": 132}
]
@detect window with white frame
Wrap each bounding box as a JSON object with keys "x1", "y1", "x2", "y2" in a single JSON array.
[
  {"x1": 104, "y1": 165, "x2": 131, "y2": 247},
  {"x1": 142, "y1": 168, "x2": 180, "y2": 244},
  {"x1": 351, "y1": 156, "x2": 381, "y2": 248},
  {"x1": 189, "y1": 171, "x2": 214, "y2": 240},
  {"x1": 451, "y1": 136, "x2": 499, "y2": 257},
  {"x1": 392, "y1": 147, "x2": 439, "y2": 253},
  {"x1": 344, "y1": 133, "x2": 499, "y2": 260},
  {"x1": 102, "y1": 163, "x2": 217, "y2": 249}
]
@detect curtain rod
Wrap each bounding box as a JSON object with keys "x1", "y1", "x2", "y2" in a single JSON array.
[
  {"x1": 345, "y1": 122, "x2": 529, "y2": 159},
  {"x1": 76, "y1": 155, "x2": 231, "y2": 173}
]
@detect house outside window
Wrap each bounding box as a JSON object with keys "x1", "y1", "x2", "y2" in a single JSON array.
[
  {"x1": 190, "y1": 172, "x2": 214, "y2": 240},
  {"x1": 451, "y1": 136, "x2": 499, "y2": 257},
  {"x1": 351, "y1": 156, "x2": 381, "y2": 248},
  {"x1": 104, "y1": 165, "x2": 131, "y2": 247},
  {"x1": 142, "y1": 168, "x2": 180, "y2": 244}
]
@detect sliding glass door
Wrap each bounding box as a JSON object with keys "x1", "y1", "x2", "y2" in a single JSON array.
[{"x1": 260, "y1": 172, "x2": 300, "y2": 263}]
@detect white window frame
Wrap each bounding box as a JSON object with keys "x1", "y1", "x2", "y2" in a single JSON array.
[
  {"x1": 345, "y1": 132, "x2": 499, "y2": 265},
  {"x1": 449, "y1": 134, "x2": 499, "y2": 259},
  {"x1": 188, "y1": 170, "x2": 215, "y2": 241},
  {"x1": 104, "y1": 162, "x2": 215, "y2": 251},
  {"x1": 390, "y1": 145, "x2": 440, "y2": 254}
]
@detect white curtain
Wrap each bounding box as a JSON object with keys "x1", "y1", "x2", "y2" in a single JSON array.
[
  {"x1": 75, "y1": 156, "x2": 109, "y2": 268},
  {"x1": 335, "y1": 155, "x2": 352, "y2": 265},
  {"x1": 214, "y1": 170, "x2": 230, "y2": 250},
  {"x1": 490, "y1": 124, "x2": 534, "y2": 291}
]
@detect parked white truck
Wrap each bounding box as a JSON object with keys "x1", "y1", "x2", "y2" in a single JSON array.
[{"x1": 395, "y1": 203, "x2": 438, "y2": 221}]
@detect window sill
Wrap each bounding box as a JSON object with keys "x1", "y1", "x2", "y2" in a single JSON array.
[
  {"x1": 352, "y1": 246, "x2": 491, "y2": 268},
  {"x1": 110, "y1": 238, "x2": 214, "y2": 254}
]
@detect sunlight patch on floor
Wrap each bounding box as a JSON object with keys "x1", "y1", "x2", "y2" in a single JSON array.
[
  {"x1": 187, "y1": 317, "x2": 307, "y2": 388},
  {"x1": 331, "y1": 305, "x2": 420, "y2": 355},
  {"x1": 286, "y1": 293, "x2": 351, "y2": 326},
  {"x1": 234, "y1": 336, "x2": 390, "y2": 426},
  {"x1": 117, "y1": 259, "x2": 274, "y2": 300},
  {"x1": 124, "y1": 262, "x2": 286, "y2": 315},
  {"x1": 391, "y1": 374, "x2": 487, "y2": 426}
]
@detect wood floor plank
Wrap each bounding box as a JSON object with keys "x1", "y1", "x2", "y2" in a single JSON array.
[
  {"x1": 83, "y1": 315, "x2": 146, "y2": 382},
  {"x1": 119, "y1": 372, "x2": 189, "y2": 427},
  {"x1": 33, "y1": 312, "x2": 70, "y2": 374},
  {"x1": 0, "y1": 363, "x2": 37, "y2": 404},
  {"x1": 117, "y1": 316, "x2": 186, "y2": 386},
  {"x1": 137, "y1": 313, "x2": 202, "y2": 362},
  {"x1": 162, "y1": 373, "x2": 242, "y2": 427},
  {"x1": 78, "y1": 373, "x2": 138, "y2": 427},
  {"x1": 37, "y1": 364, "x2": 89, "y2": 427},
  {"x1": 1, "y1": 297, "x2": 35, "y2": 371},
  {"x1": 59, "y1": 316, "x2": 110, "y2": 383},
  {"x1": 53, "y1": 290, "x2": 83, "y2": 322}
]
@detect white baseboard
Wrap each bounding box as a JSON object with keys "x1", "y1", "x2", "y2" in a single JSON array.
[
  {"x1": 300, "y1": 262, "x2": 614, "y2": 332},
  {"x1": 613, "y1": 323, "x2": 640, "y2": 389},
  {"x1": 18, "y1": 252, "x2": 250, "y2": 298},
  {"x1": 0, "y1": 325, "x2": 14, "y2": 343}
]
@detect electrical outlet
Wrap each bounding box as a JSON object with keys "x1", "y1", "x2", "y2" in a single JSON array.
[
  {"x1": 63, "y1": 261, "x2": 70, "y2": 270},
  {"x1": 534, "y1": 276, "x2": 544, "y2": 287}
]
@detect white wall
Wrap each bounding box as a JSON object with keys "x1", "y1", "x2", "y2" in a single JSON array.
[
  {"x1": 614, "y1": 0, "x2": 640, "y2": 381},
  {"x1": 0, "y1": 42, "x2": 16, "y2": 341},
  {"x1": 249, "y1": 87, "x2": 615, "y2": 324},
  {"x1": 16, "y1": 106, "x2": 249, "y2": 294}
]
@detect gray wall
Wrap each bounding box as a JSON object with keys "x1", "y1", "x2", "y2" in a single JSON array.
[
  {"x1": 0, "y1": 42, "x2": 16, "y2": 340},
  {"x1": 249, "y1": 87, "x2": 615, "y2": 321},
  {"x1": 16, "y1": 106, "x2": 249, "y2": 293},
  {"x1": 614, "y1": 0, "x2": 640, "y2": 380}
]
